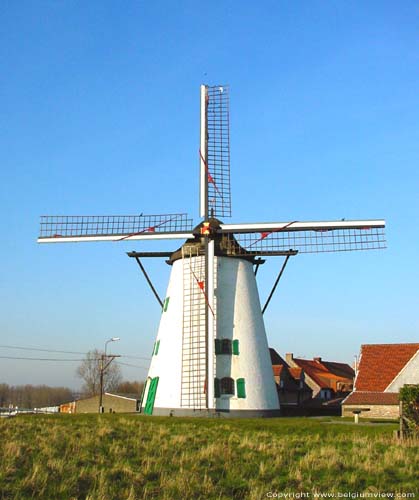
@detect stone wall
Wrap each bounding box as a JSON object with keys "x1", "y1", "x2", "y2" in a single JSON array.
[{"x1": 342, "y1": 403, "x2": 399, "y2": 419}]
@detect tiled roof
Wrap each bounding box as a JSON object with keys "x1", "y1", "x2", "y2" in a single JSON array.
[
  {"x1": 289, "y1": 367, "x2": 303, "y2": 380},
  {"x1": 272, "y1": 365, "x2": 284, "y2": 376},
  {"x1": 343, "y1": 391, "x2": 399, "y2": 406},
  {"x1": 355, "y1": 343, "x2": 419, "y2": 391},
  {"x1": 292, "y1": 358, "x2": 354, "y2": 390},
  {"x1": 321, "y1": 361, "x2": 355, "y2": 379}
]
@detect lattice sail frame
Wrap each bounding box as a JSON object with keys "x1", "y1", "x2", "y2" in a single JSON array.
[
  {"x1": 38, "y1": 213, "x2": 194, "y2": 243},
  {"x1": 200, "y1": 85, "x2": 231, "y2": 219},
  {"x1": 220, "y1": 220, "x2": 386, "y2": 255},
  {"x1": 227, "y1": 227, "x2": 386, "y2": 254}
]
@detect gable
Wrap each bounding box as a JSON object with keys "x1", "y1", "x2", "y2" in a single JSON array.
[
  {"x1": 385, "y1": 350, "x2": 419, "y2": 392},
  {"x1": 355, "y1": 343, "x2": 419, "y2": 391}
]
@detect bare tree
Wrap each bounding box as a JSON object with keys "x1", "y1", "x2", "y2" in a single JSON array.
[
  {"x1": 116, "y1": 380, "x2": 144, "y2": 396},
  {"x1": 0, "y1": 384, "x2": 74, "y2": 408},
  {"x1": 76, "y1": 349, "x2": 122, "y2": 397}
]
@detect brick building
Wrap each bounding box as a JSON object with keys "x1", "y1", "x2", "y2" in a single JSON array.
[{"x1": 342, "y1": 343, "x2": 419, "y2": 419}]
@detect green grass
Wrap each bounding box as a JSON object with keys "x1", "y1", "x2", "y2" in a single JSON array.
[{"x1": 0, "y1": 414, "x2": 417, "y2": 499}]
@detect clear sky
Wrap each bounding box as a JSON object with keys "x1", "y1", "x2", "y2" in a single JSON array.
[{"x1": 0, "y1": 1, "x2": 418, "y2": 390}]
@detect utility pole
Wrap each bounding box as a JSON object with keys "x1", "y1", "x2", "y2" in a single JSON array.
[
  {"x1": 99, "y1": 354, "x2": 105, "y2": 413},
  {"x1": 98, "y1": 337, "x2": 121, "y2": 413},
  {"x1": 98, "y1": 353, "x2": 121, "y2": 413}
]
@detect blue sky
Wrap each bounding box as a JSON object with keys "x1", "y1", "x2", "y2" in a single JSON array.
[{"x1": 0, "y1": 1, "x2": 418, "y2": 389}]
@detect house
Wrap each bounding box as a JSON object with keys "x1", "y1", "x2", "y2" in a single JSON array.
[
  {"x1": 342, "y1": 343, "x2": 419, "y2": 419},
  {"x1": 270, "y1": 349, "x2": 313, "y2": 408},
  {"x1": 285, "y1": 353, "x2": 354, "y2": 401},
  {"x1": 60, "y1": 393, "x2": 140, "y2": 414},
  {"x1": 59, "y1": 401, "x2": 76, "y2": 413}
]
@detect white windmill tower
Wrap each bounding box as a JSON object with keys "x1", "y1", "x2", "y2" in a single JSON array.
[{"x1": 38, "y1": 84, "x2": 386, "y2": 417}]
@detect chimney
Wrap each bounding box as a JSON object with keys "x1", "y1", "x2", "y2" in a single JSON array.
[
  {"x1": 285, "y1": 353, "x2": 294, "y2": 364},
  {"x1": 314, "y1": 357, "x2": 322, "y2": 363}
]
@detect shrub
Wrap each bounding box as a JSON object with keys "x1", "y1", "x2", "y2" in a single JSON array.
[{"x1": 399, "y1": 384, "x2": 419, "y2": 436}]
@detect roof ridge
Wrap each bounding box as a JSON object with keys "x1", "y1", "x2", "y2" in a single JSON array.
[{"x1": 361, "y1": 342, "x2": 419, "y2": 347}]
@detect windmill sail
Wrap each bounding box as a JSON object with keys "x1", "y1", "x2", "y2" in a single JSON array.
[
  {"x1": 220, "y1": 219, "x2": 386, "y2": 255},
  {"x1": 38, "y1": 213, "x2": 194, "y2": 243},
  {"x1": 200, "y1": 85, "x2": 231, "y2": 219}
]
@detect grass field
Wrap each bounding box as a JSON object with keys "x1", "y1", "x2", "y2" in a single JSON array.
[{"x1": 0, "y1": 414, "x2": 417, "y2": 500}]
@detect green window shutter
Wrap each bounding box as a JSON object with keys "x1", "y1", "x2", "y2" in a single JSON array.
[
  {"x1": 146, "y1": 378, "x2": 156, "y2": 414},
  {"x1": 214, "y1": 339, "x2": 221, "y2": 355},
  {"x1": 144, "y1": 377, "x2": 159, "y2": 415},
  {"x1": 154, "y1": 340, "x2": 160, "y2": 355},
  {"x1": 163, "y1": 297, "x2": 170, "y2": 312},
  {"x1": 232, "y1": 339, "x2": 240, "y2": 355},
  {"x1": 214, "y1": 378, "x2": 220, "y2": 398},
  {"x1": 237, "y1": 378, "x2": 246, "y2": 398},
  {"x1": 152, "y1": 342, "x2": 156, "y2": 355}
]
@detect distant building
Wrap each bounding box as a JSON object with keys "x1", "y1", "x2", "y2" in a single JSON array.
[
  {"x1": 59, "y1": 401, "x2": 76, "y2": 414},
  {"x1": 342, "y1": 343, "x2": 419, "y2": 419},
  {"x1": 286, "y1": 353, "x2": 354, "y2": 402},
  {"x1": 269, "y1": 349, "x2": 312, "y2": 408},
  {"x1": 60, "y1": 393, "x2": 139, "y2": 414}
]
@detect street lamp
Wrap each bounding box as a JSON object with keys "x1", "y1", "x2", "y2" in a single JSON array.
[
  {"x1": 105, "y1": 337, "x2": 120, "y2": 356},
  {"x1": 99, "y1": 337, "x2": 121, "y2": 413}
]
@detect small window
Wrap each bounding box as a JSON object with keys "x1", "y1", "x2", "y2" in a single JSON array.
[
  {"x1": 236, "y1": 378, "x2": 246, "y2": 398},
  {"x1": 215, "y1": 339, "x2": 232, "y2": 355},
  {"x1": 320, "y1": 389, "x2": 331, "y2": 400},
  {"x1": 220, "y1": 377, "x2": 234, "y2": 395},
  {"x1": 232, "y1": 339, "x2": 240, "y2": 355},
  {"x1": 221, "y1": 339, "x2": 232, "y2": 354},
  {"x1": 162, "y1": 297, "x2": 170, "y2": 312},
  {"x1": 154, "y1": 340, "x2": 160, "y2": 355}
]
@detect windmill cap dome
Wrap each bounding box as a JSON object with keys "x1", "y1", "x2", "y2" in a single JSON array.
[{"x1": 168, "y1": 218, "x2": 256, "y2": 264}]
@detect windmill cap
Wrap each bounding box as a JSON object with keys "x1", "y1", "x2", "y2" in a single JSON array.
[{"x1": 168, "y1": 218, "x2": 256, "y2": 264}]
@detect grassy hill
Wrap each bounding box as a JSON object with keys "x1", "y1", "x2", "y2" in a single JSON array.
[{"x1": 0, "y1": 414, "x2": 417, "y2": 499}]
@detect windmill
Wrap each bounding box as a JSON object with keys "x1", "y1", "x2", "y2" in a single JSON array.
[{"x1": 38, "y1": 85, "x2": 386, "y2": 417}]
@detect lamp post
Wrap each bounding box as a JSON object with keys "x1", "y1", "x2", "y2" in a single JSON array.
[
  {"x1": 99, "y1": 337, "x2": 120, "y2": 413},
  {"x1": 105, "y1": 337, "x2": 120, "y2": 356}
]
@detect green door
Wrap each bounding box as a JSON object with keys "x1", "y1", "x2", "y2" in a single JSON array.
[{"x1": 144, "y1": 377, "x2": 159, "y2": 415}]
